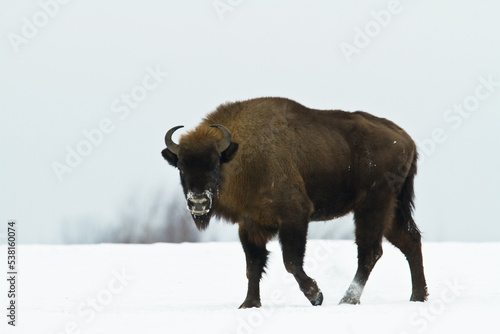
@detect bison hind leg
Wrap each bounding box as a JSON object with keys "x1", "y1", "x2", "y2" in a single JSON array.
[
  {"x1": 385, "y1": 153, "x2": 428, "y2": 302},
  {"x1": 384, "y1": 218, "x2": 428, "y2": 302},
  {"x1": 340, "y1": 197, "x2": 393, "y2": 305}
]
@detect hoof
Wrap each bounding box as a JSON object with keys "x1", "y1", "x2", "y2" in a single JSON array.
[
  {"x1": 410, "y1": 286, "x2": 429, "y2": 302},
  {"x1": 310, "y1": 291, "x2": 323, "y2": 306},
  {"x1": 410, "y1": 290, "x2": 429, "y2": 302},
  {"x1": 239, "y1": 299, "x2": 262, "y2": 309},
  {"x1": 339, "y1": 295, "x2": 360, "y2": 305}
]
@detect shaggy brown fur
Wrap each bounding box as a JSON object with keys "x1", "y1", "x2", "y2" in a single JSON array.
[{"x1": 161, "y1": 97, "x2": 428, "y2": 308}]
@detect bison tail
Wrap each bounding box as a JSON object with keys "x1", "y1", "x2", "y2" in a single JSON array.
[{"x1": 395, "y1": 151, "x2": 420, "y2": 235}]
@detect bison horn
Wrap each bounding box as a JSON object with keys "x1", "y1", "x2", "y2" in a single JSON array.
[
  {"x1": 210, "y1": 124, "x2": 232, "y2": 153},
  {"x1": 164, "y1": 125, "x2": 184, "y2": 155}
]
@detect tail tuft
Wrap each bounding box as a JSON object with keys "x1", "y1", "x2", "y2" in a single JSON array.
[{"x1": 396, "y1": 151, "x2": 420, "y2": 235}]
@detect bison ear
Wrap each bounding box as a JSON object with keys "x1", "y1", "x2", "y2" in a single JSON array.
[
  {"x1": 221, "y1": 142, "x2": 238, "y2": 164},
  {"x1": 161, "y1": 148, "x2": 178, "y2": 167}
]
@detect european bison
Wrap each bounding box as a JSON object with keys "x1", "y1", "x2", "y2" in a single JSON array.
[{"x1": 161, "y1": 97, "x2": 428, "y2": 308}]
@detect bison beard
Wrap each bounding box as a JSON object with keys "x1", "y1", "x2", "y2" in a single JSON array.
[
  {"x1": 161, "y1": 97, "x2": 428, "y2": 308},
  {"x1": 192, "y1": 213, "x2": 211, "y2": 231}
]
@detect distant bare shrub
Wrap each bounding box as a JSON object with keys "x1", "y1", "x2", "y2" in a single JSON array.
[{"x1": 62, "y1": 188, "x2": 199, "y2": 244}]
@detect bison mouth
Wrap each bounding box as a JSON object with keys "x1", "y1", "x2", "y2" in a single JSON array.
[{"x1": 186, "y1": 190, "x2": 213, "y2": 216}]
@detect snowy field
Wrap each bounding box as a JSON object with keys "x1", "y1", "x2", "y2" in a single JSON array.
[{"x1": 3, "y1": 240, "x2": 499, "y2": 334}]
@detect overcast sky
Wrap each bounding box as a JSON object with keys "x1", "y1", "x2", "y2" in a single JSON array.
[{"x1": 1, "y1": 0, "x2": 499, "y2": 243}]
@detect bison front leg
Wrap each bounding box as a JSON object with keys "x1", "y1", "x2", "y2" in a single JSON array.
[
  {"x1": 279, "y1": 223, "x2": 323, "y2": 306},
  {"x1": 238, "y1": 225, "x2": 269, "y2": 309}
]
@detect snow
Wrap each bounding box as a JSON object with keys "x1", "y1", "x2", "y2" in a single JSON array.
[{"x1": 3, "y1": 240, "x2": 500, "y2": 334}]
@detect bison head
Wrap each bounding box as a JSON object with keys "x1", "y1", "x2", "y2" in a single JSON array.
[{"x1": 161, "y1": 124, "x2": 238, "y2": 230}]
